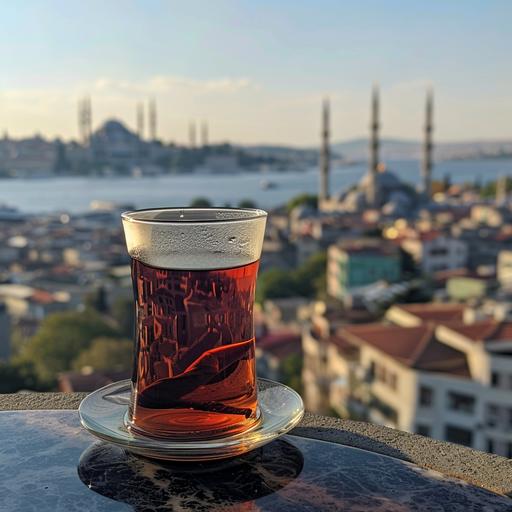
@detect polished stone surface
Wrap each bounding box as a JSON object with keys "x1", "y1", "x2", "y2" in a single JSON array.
[
  {"x1": 0, "y1": 410, "x2": 510, "y2": 511},
  {"x1": 2, "y1": 393, "x2": 512, "y2": 496}
]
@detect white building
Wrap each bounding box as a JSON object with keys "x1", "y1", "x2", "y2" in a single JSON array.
[
  {"x1": 401, "y1": 232, "x2": 468, "y2": 274},
  {"x1": 497, "y1": 250, "x2": 512, "y2": 290},
  {"x1": 303, "y1": 302, "x2": 512, "y2": 456},
  {"x1": 0, "y1": 284, "x2": 71, "y2": 321}
]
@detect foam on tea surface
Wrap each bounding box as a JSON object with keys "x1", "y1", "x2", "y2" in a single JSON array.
[{"x1": 122, "y1": 208, "x2": 267, "y2": 270}]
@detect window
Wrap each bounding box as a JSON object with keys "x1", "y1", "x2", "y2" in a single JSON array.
[
  {"x1": 447, "y1": 392, "x2": 475, "y2": 414},
  {"x1": 416, "y1": 424, "x2": 431, "y2": 437},
  {"x1": 368, "y1": 361, "x2": 376, "y2": 380},
  {"x1": 487, "y1": 438, "x2": 495, "y2": 454},
  {"x1": 388, "y1": 372, "x2": 398, "y2": 391},
  {"x1": 487, "y1": 404, "x2": 499, "y2": 427},
  {"x1": 430, "y1": 248, "x2": 448, "y2": 256},
  {"x1": 376, "y1": 363, "x2": 386, "y2": 383},
  {"x1": 445, "y1": 425, "x2": 473, "y2": 447},
  {"x1": 419, "y1": 385, "x2": 434, "y2": 407},
  {"x1": 491, "y1": 371, "x2": 500, "y2": 387}
]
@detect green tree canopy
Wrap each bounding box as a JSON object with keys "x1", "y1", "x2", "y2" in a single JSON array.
[
  {"x1": 238, "y1": 199, "x2": 257, "y2": 209},
  {"x1": 20, "y1": 310, "x2": 118, "y2": 383},
  {"x1": 286, "y1": 193, "x2": 318, "y2": 214},
  {"x1": 84, "y1": 285, "x2": 109, "y2": 313},
  {"x1": 293, "y1": 251, "x2": 327, "y2": 297},
  {"x1": 189, "y1": 197, "x2": 212, "y2": 208},
  {"x1": 280, "y1": 353, "x2": 302, "y2": 393},
  {"x1": 0, "y1": 361, "x2": 48, "y2": 393},
  {"x1": 72, "y1": 336, "x2": 133, "y2": 372},
  {"x1": 111, "y1": 296, "x2": 135, "y2": 338},
  {"x1": 257, "y1": 251, "x2": 327, "y2": 302},
  {"x1": 256, "y1": 269, "x2": 298, "y2": 302},
  {"x1": 480, "y1": 177, "x2": 512, "y2": 199}
]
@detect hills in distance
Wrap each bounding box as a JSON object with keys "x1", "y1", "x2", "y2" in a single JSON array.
[{"x1": 244, "y1": 138, "x2": 512, "y2": 162}]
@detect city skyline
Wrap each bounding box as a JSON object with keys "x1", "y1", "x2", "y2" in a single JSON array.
[{"x1": 0, "y1": 1, "x2": 511, "y2": 145}]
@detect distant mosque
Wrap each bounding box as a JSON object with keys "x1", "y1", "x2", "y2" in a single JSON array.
[{"x1": 319, "y1": 85, "x2": 434, "y2": 218}]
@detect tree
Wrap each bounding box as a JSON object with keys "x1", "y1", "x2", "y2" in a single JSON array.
[
  {"x1": 293, "y1": 251, "x2": 327, "y2": 297},
  {"x1": 256, "y1": 251, "x2": 327, "y2": 302},
  {"x1": 280, "y1": 353, "x2": 302, "y2": 393},
  {"x1": 286, "y1": 193, "x2": 318, "y2": 214},
  {"x1": 73, "y1": 337, "x2": 133, "y2": 372},
  {"x1": 189, "y1": 197, "x2": 212, "y2": 208},
  {"x1": 111, "y1": 296, "x2": 135, "y2": 338},
  {"x1": 20, "y1": 310, "x2": 118, "y2": 383},
  {"x1": 256, "y1": 269, "x2": 298, "y2": 303},
  {"x1": 0, "y1": 361, "x2": 48, "y2": 393},
  {"x1": 399, "y1": 247, "x2": 418, "y2": 277},
  {"x1": 238, "y1": 199, "x2": 257, "y2": 209},
  {"x1": 84, "y1": 285, "x2": 109, "y2": 313}
]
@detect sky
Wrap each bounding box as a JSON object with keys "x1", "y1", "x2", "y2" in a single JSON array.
[{"x1": 0, "y1": 0, "x2": 511, "y2": 145}]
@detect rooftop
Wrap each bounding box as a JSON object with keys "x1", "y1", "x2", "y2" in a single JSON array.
[
  {"x1": 334, "y1": 239, "x2": 399, "y2": 257},
  {"x1": 398, "y1": 303, "x2": 466, "y2": 323},
  {"x1": 442, "y1": 320, "x2": 512, "y2": 343},
  {"x1": 257, "y1": 330, "x2": 302, "y2": 359},
  {"x1": 341, "y1": 323, "x2": 470, "y2": 376}
]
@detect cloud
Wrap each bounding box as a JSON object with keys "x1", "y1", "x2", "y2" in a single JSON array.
[
  {"x1": 90, "y1": 75, "x2": 256, "y2": 96},
  {"x1": 0, "y1": 74, "x2": 262, "y2": 142}
]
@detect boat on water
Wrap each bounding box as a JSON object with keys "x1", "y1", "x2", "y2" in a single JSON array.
[{"x1": 260, "y1": 178, "x2": 278, "y2": 190}]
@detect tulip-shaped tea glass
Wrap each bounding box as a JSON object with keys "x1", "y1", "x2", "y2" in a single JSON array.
[{"x1": 122, "y1": 207, "x2": 267, "y2": 440}]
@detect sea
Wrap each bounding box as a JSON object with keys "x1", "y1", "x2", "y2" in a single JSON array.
[{"x1": 1, "y1": 158, "x2": 512, "y2": 214}]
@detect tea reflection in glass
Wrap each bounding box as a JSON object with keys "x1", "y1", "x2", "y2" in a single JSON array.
[{"x1": 122, "y1": 208, "x2": 267, "y2": 439}]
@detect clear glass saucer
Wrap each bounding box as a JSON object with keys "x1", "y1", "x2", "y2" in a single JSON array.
[{"x1": 78, "y1": 378, "x2": 304, "y2": 461}]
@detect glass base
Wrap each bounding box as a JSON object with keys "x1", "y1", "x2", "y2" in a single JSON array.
[
  {"x1": 125, "y1": 405, "x2": 262, "y2": 441},
  {"x1": 78, "y1": 378, "x2": 304, "y2": 461}
]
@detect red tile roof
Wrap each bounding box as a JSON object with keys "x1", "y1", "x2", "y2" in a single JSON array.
[
  {"x1": 330, "y1": 332, "x2": 359, "y2": 354},
  {"x1": 341, "y1": 322, "x2": 470, "y2": 376},
  {"x1": 442, "y1": 320, "x2": 512, "y2": 343},
  {"x1": 336, "y1": 239, "x2": 399, "y2": 257},
  {"x1": 432, "y1": 268, "x2": 471, "y2": 284},
  {"x1": 399, "y1": 303, "x2": 465, "y2": 323},
  {"x1": 417, "y1": 230, "x2": 441, "y2": 242},
  {"x1": 257, "y1": 330, "x2": 302, "y2": 359},
  {"x1": 414, "y1": 338, "x2": 471, "y2": 377},
  {"x1": 342, "y1": 323, "x2": 435, "y2": 366},
  {"x1": 30, "y1": 289, "x2": 56, "y2": 304}
]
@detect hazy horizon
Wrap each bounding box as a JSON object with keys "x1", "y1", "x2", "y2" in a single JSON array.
[{"x1": 1, "y1": 1, "x2": 510, "y2": 145}]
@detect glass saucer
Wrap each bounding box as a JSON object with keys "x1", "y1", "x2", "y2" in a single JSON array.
[{"x1": 78, "y1": 378, "x2": 304, "y2": 461}]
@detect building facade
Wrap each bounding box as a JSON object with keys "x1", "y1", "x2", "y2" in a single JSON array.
[
  {"x1": 302, "y1": 302, "x2": 512, "y2": 456},
  {"x1": 327, "y1": 240, "x2": 401, "y2": 300},
  {"x1": 401, "y1": 233, "x2": 468, "y2": 274}
]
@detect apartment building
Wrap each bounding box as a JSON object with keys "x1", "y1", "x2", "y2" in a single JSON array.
[
  {"x1": 497, "y1": 250, "x2": 512, "y2": 289},
  {"x1": 327, "y1": 239, "x2": 401, "y2": 300},
  {"x1": 401, "y1": 232, "x2": 468, "y2": 274},
  {"x1": 303, "y1": 302, "x2": 512, "y2": 456}
]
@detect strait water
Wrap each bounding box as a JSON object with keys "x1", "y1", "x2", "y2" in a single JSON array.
[{"x1": 0, "y1": 158, "x2": 511, "y2": 213}]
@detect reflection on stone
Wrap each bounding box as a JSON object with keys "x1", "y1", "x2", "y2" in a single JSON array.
[
  {"x1": 1, "y1": 411, "x2": 511, "y2": 512},
  {"x1": 77, "y1": 439, "x2": 304, "y2": 511}
]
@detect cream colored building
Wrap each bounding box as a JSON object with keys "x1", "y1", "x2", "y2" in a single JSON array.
[
  {"x1": 401, "y1": 233, "x2": 468, "y2": 274},
  {"x1": 303, "y1": 302, "x2": 512, "y2": 456},
  {"x1": 497, "y1": 250, "x2": 512, "y2": 289}
]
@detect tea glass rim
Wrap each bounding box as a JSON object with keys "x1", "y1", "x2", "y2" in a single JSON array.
[{"x1": 121, "y1": 207, "x2": 268, "y2": 226}]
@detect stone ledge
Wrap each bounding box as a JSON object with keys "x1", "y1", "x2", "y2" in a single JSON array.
[{"x1": 2, "y1": 392, "x2": 511, "y2": 496}]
